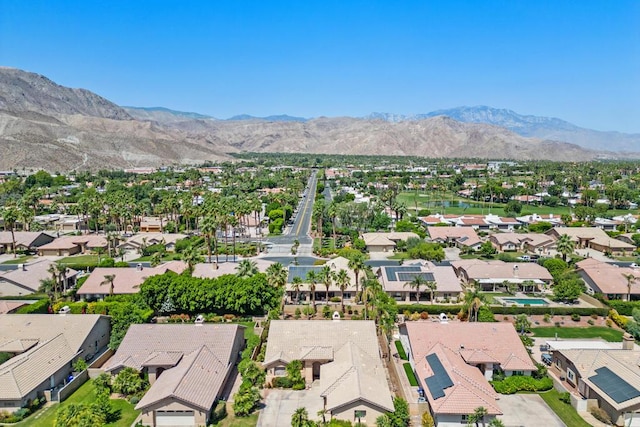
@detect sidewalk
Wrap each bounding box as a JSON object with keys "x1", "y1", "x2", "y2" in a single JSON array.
[{"x1": 388, "y1": 340, "x2": 425, "y2": 426}]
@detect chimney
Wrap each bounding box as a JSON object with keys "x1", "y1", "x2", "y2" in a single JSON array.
[
  {"x1": 513, "y1": 265, "x2": 519, "y2": 277},
  {"x1": 18, "y1": 264, "x2": 25, "y2": 271},
  {"x1": 136, "y1": 263, "x2": 143, "y2": 271},
  {"x1": 623, "y1": 333, "x2": 635, "y2": 350},
  {"x1": 213, "y1": 262, "x2": 218, "y2": 270}
]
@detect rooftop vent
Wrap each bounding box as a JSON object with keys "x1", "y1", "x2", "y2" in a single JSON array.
[
  {"x1": 195, "y1": 314, "x2": 205, "y2": 325},
  {"x1": 59, "y1": 306, "x2": 71, "y2": 315}
]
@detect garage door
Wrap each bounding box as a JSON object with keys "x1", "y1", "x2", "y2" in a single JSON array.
[{"x1": 156, "y1": 410, "x2": 195, "y2": 426}]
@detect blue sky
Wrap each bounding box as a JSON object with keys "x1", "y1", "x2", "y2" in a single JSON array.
[{"x1": 1, "y1": 1, "x2": 638, "y2": 132}]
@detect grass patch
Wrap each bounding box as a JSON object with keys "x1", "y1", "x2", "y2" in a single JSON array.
[
  {"x1": 210, "y1": 406, "x2": 259, "y2": 427},
  {"x1": 538, "y1": 389, "x2": 591, "y2": 427},
  {"x1": 1, "y1": 255, "x2": 34, "y2": 264},
  {"x1": 58, "y1": 254, "x2": 100, "y2": 265},
  {"x1": 387, "y1": 252, "x2": 412, "y2": 260},
  {"x1": 403, "y1": 363, "x2": 418, "y2": 386},
  {"x1": 530, "y1": 326, "x2": 623, "y2": 342},
  {"x1": 395, "y1": 341, "x2": 408, "y2": 360},
  {"x1": 17, "y1": 380, "x2": 139, "y2": 427},
  {"x1": 130, "y1": 255, "x2": 175, "y2": 262}
]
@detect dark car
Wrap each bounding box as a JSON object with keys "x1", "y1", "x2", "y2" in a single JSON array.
[{"x1": 541, "y1": 353, "x2": 552, "y2": 366}]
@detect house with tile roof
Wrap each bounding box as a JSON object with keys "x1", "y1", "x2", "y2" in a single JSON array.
[
  {"x1": 546, "y1": 227, "x2": 636, "y2": 256},
  {"x1": 450, "y1": 259, "x2": 553, "y2": 292},
  {"x1": 576, "y1": 258, "x2": 640, "y2": 300},
  {"x1": 285, "y1": 257, "x2": 357, "y2": 304},
  {"x1": 362, "y1": 232, "x2": 419, "y2": 253},
  {"x1": 104, "y1": 324, "x2": 245, "y2": 427},
  {"x1": 37, "y1": 234, "x2": 108, "y2": 256},
  {"x1": 552, "y1": 344, "x2": 640, "y2": 426},
  {"x1": 376, "y1": 262, "x2": 463, "y2": 303},
  {"x1": 263, "y1": 320, "x2": 394, "y2": 425},
  {"x1": 0, "y1": 314, "x2": 110, "y2": 411},
  {"x1": 426, "y1": 226, "x2": 482, "y2": 251},
  {"x1": 489, "y1": 232, "x2": 555, "y2": 253},
  {"x1": 76, "y1": 261, "x2": 187, "y2": 299},
  {"x1": 0, "y1": 231, "x2": 55, "y2": 254},
  {"x1": 401, "y1": 322, "x2": 536, "y2": 427},
  {"x1": 117, "y1": 232, "x2": 186, "y2": 254},
  {"x1": 0, "y1": 259, "x2": 78, "y2": 296}
]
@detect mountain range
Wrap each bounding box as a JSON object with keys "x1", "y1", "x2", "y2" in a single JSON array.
[{"x1": 0, "y1": 67, "x2": 637, "y2": 171}]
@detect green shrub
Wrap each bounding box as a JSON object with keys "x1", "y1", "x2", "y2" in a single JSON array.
[
  {"x1": 571, "y1": 313, "x2": 580, "y2": 322},
  {"x1": 559, "y1": 392, "x2": 571, "y2": 404},
  {"x1": 272, "y1": 376, "x2": 293, "y2": 388},
  {"x1": 490, "y1": 375, "x2": 553, "y2": 394},
  {"x1": 15, "y1": 299, "x2": 49, "y2": 314}
]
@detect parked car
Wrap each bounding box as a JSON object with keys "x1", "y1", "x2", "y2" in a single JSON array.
[{"x1": 541, "y1": 353, "x2": 552, "y2": 366}]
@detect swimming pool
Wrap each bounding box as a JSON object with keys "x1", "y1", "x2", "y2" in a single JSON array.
[{"x1": 501, "y1": 297, "x2": 549, "y2": 306}]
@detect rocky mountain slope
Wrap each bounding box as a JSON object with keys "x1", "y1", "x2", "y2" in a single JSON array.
[
  {"x1": 368, "y1": 106, "x2": 640, "y2": 152},
  {"x1": 0, "y1": 68, "x2": 625, "y2": 171}
]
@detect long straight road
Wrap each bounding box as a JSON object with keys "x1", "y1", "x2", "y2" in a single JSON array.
[{"x1": 265, "y1": 171, "x2": 317, "y2": 258}]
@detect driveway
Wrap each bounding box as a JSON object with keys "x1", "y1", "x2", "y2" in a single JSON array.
[
  {"x1": 257, "y1": 384, "x2": 324, "y2": 426},
  {"x1": 498, "y1": 394, "x2": 565, "y2": 427}
]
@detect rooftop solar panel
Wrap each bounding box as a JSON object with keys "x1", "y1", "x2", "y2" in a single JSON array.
[
  {"x1": 424, "y1": 353, "x2": 454, "y2": 400},
  {"x1": 287, "y1": 266, "x2": 322, "y2": 283},
  {"x1": 397, "y1": 272, "x2": 435, "y2": 282},
  {"x1": 384, "y1": 266, "x2": 421, "y2": 282},
  {"x1": 589, "y1": 367, "x2": 640, "y2": 404}
]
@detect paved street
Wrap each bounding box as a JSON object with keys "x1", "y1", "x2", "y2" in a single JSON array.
[{"x1": 265, "y1": 171, "x2": 318, "y2": 263}]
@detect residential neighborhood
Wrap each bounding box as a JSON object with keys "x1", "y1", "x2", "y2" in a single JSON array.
[{"x1": 2, "y1": 159, "x2": 640, "y2": 426}]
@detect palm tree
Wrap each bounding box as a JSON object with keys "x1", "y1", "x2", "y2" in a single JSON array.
[
  {"x1": 555, "y1": 234, "x2": 575, "y2": 262},
  {"x1": 327, "y1": 201, "x2": 338, "y2": 249},
  {"x1": 39, "y1": 278, "x2": 56, "y2": 300},
  {"x1": 319, "y1": 265, "x2": 334, "y2": 303},
  {"x1": 200, "y1": 214, "x2": 216, "y2": 263},
  {"x1": 101, "y1": 274, "x2": 116, "y2": 297},
  {"x1": 291, "y1": 407, "x2": 309, "y2": 427},
  {"x1": 2, "y1": 206, "x2": 18, "y2": 258},
  {"x1": 488, "y1": 418, "x2": 505, "y2": 427},
  {"x1": 463, "y1": 288, "x2": 487, "y2": 322},
  {"x1": 425, "y1": 280, "x2": 438, "y2": 304},
  {"x1": 291, "y1": 276, "x2": 303, "y2": 304},
  {"x1": 404, "y1": 274, "x2": 427, "y2": 303},
  {"x1": 236, "y1": 259, "x2": 259, "y2": 278},
  {"x1": 502, "y1": 280, "x2": 518, "y2": 295},
  {"x1": 150, "y1": 251, "x2": 163, "y2": 267},
  {"x1": 472, "y1": 406, "x2": 488, "y2": 427},
  {"x1": 56, "y1": 263, "x2": 69, "y2": 292},
  {"x1": 623, "y1": 273, "x2": 638, "y2": 302},
  {"x1": 266, "y1": 262, "x2": 288, "y2": 312},
  {"x1": 181, "y1": 245, "x2": 201, "y2": 272},
  {"x1": 335, "y1": 269, "x2": 350, "y2": 312},
  {"x1": 306, "y1": 270, "x2": 318, "y2": 310},
  {"x1": 347, "y1": 253, "x2": 366, "y2": 296}
]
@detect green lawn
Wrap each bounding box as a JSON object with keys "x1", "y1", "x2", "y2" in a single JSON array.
[
  {"x1": 130, "y1": 254, "x2": 175, "y2": 262},
  {"x1": 2, "y1": 255, "x2": 34, "y2": 264},
  {"x1": 538, "y1": 389, "x2": 591, "y2": 427},
  {"x1": 403, "y1": 363, "x2": 418, "y2": 386},
  {"x1": 211, "y1": 412, "x2": 259, "y2": 427},
  {"x1": 530, "y1": 326, "x2": 623, "y2": 342},
  {"x1": 17, "y1": 380, "x2": 139, "y2": 427},
  {"x1": 395, "y1": 341, "x2": 408, "y2": 360},
  {"x1": 58, "y1": 254, "x2": 100, "y2": 265}
]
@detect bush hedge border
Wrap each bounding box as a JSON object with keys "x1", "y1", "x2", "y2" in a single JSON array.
[{"x1": 398, "y1": 304, "x2": 609, "y2": 317}]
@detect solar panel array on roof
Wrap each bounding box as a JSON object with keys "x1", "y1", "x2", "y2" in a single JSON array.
[
  {"x1": 424, "y1": 353, "x2": 454, "y2": 400},
  {"x1": 287, "y1": 266, "x2": 322, "y2": 283},
  {"x1": 397, "y1": 272, "x2": 435, "y2": 282},
  {"x1": 589, "y1": 367, "x2": 640, "y2": 404},
  {"x1": 384, "y1": 266, "x2": 421, "y2": 282}
]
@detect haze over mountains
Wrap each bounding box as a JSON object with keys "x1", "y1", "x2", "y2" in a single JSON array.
[{"x1": 0, "y1": 67, "x2": 637, "y2": 171}]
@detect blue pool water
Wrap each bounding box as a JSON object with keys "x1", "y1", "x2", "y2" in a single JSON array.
[{"x1": 502, "y1": 298, "x2": 548, "y2": 306}]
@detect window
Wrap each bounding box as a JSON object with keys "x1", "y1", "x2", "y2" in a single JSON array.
[
  {"x1": 567, "y1": 368, "x2": 576, "y2": 383},
  {"x1": 512, "y1": 371, "x2": 524, "y2": 376},
  {"x1": 274, "y1": 366, "x2": 286, "y2": 377},
  {"x1": 461, "y1": 415, "x2": 469, "y2": 424},
  {"x1": 354, "y1": 410, "x2": 366, "y2": 420}
]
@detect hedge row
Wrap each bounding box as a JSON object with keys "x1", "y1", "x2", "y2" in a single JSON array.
[
  {"x1": 606, "y1": 300, "x2": 640, "y2": 316},
  {"x1": 15, "y1": 299, "x2": 50, "y2": 314},
  {"x1": 397, "y1": 304, "x2": 609, "y2": 317},
  {"x1": 491, "y1": 375, "x2": 553, "y2": 394}
]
